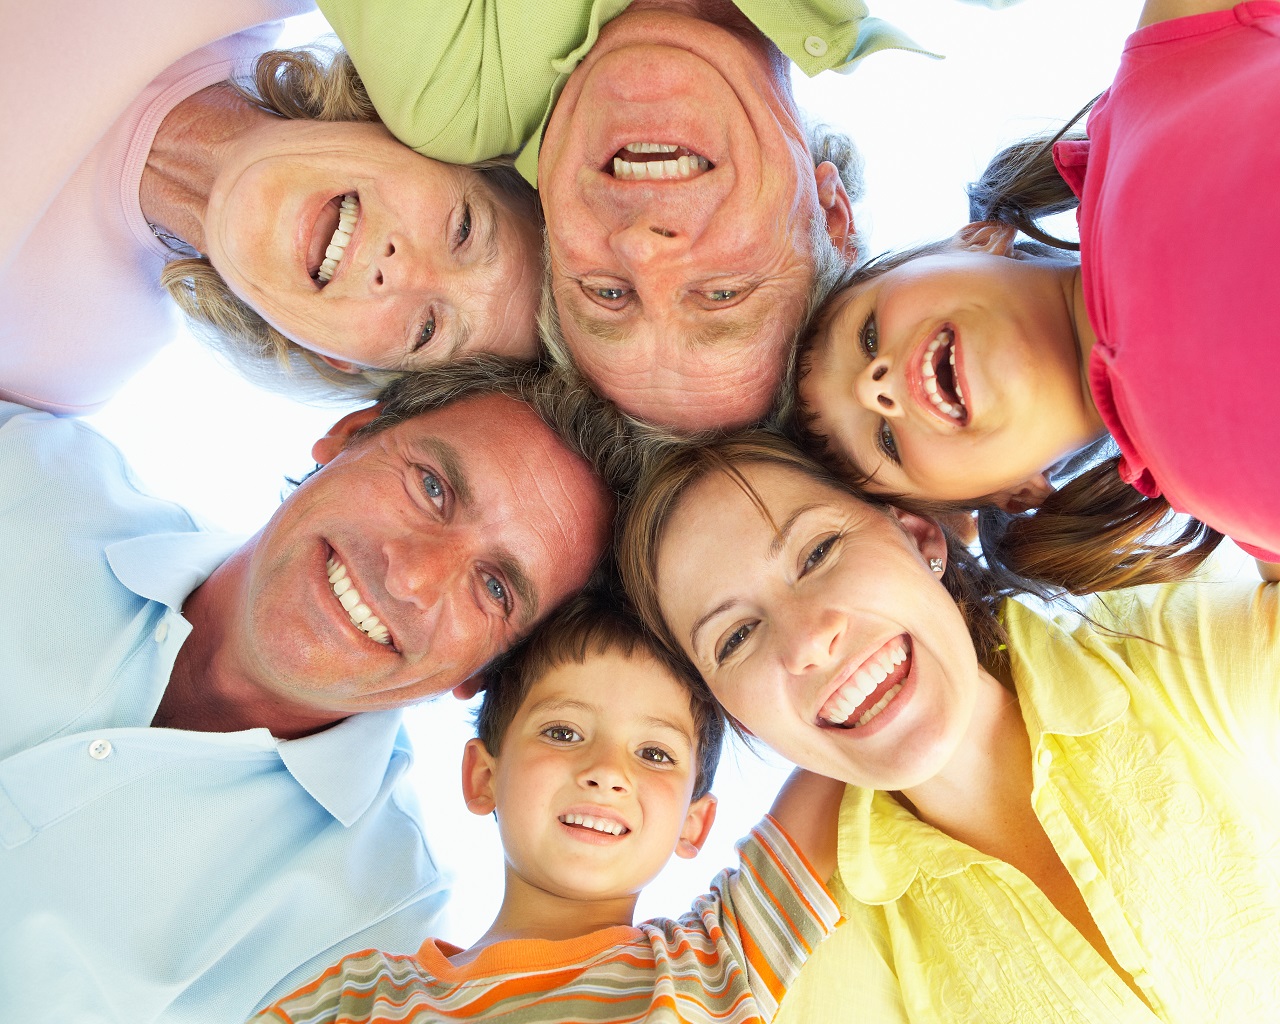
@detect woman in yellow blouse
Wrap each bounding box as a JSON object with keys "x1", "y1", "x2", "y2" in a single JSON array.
[{"x1": 619, "y1": 430, "x2": 1280, "y2": 1023}]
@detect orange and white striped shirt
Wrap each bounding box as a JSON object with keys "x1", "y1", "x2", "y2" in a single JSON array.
[{"x1": 254, "y1": 816, "x2": 841, "y2": 1024}]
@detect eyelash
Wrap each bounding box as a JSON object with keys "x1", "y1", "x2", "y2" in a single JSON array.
[
  {"x1": 859, "y1": 310, "x2": 879, "y2": 358},
  {"x1": 544, "y1": 724, "x2": 581, "y2": 743},
  {"x1": 639, "y1": 746, "x2": 675, "y2": 765}
]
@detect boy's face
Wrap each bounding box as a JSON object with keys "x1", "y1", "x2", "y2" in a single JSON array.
[{"x1": 464, "y1": 649, "x2": 716, "y2": 904}]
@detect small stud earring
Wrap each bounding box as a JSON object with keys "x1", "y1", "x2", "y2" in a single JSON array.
[{"x1": 929, "y1": 557, "x2": 945, "y2": 573}]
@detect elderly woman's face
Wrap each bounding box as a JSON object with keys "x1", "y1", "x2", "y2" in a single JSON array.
[
  {"x1": 656, "y1": 462, "x2": 980, "y2": 790},
  {"x1": 204, "y1": 121, "x2": 542, "y2": 371}
]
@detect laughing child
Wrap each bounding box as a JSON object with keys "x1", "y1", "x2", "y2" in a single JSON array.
[{"x1": 253, "y1": 591, "x2": 844, "y2": 1023}]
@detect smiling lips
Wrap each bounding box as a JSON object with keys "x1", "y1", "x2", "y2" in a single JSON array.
[
  {"x1": 326, "y1": 555, "x2": 391, "y2": 645},
  {"x1": 919, "y1": 328, "x2": 968, "y2": 423},
  {"x1": 610, "y1": 142, "x2": 712, "y2": 180},
  {"x1": 312, "y1": 194, "x2": 359, "y2": 285},
  {"x1": 559, "y1": 811, "x2": 630, "y2": 837},
  {"x1": 818, "y1": 635, "x2": 912, "y2": 729}
]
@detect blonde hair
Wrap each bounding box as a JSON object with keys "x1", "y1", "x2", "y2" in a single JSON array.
[{"x1": 160, "y1": 47, "x2": 537, "y2": 402}]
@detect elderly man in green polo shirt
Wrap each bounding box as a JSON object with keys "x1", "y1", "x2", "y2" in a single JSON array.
[{"x1": 319, "y1": 0, "x2": 1016, "y2": 431}]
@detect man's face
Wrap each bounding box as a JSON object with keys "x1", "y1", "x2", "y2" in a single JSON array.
[
  {"x1": 539, "y1": 10, "x2": 853, "y2": 430},
  {"x1": 228, "y1": 394, "x2": 612, "y2": 714}
]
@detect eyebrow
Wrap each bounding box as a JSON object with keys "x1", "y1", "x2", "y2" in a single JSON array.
[
  {"x1": 688, "y1": 502, "x2": 828, "y2": 653},
  {"x1": 412, "y1": 437, "x2": 473, "y2": 505},
  {"x1": 524, "y1": 698, "x2": 692, "y2": 742}
]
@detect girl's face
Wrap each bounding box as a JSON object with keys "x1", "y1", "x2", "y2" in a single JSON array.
[
  {"x1": 656, "y1": 461, "x2": 981, "y2": 790},
  {"x1": 799, "y1": 230, "x2": 1102, "y2": 505}
]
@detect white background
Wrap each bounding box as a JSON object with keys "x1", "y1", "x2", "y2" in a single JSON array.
[{"x1": 87, "y1": 0, "x2": 1187, "y2": 944}]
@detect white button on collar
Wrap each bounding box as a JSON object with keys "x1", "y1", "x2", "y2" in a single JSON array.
[
  {"x1": 154, "y1": 619, "x2": 169, "y2": 643},
  {"x1": 88, "y1": 739, "x2": 113, "y2": 760},
  {"x1": 804, "y1": 35, "x2": 829, "y2": 57}
]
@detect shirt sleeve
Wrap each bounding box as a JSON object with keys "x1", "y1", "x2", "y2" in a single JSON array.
[{"x1": 678, "y1": 814, "x2": 843, "y2": 1018}]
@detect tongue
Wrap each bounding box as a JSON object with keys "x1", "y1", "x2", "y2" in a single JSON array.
[{"x1": 307, "y1": 197, "x2": 343, "y2": 277}]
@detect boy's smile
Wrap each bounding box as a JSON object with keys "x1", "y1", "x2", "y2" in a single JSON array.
[{"x1": 463, "y1": 649, "x2": 716, "y2": 909}]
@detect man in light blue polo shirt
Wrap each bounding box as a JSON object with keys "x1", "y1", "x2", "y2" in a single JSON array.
[{"x1": 0, "y1": 360, "x2": 615, "y2": 1023}]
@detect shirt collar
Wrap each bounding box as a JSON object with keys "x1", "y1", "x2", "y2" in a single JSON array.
[{"x1": 105, "y1": 530, "x2": 412, "y2": 827}]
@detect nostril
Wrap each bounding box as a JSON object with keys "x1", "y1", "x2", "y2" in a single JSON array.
[
  {"x1": 386, "y1": 243, "x2": 395, "y2": 256},
  {"x1": 375, "y1": 271, "x2": 383, "y2": 285},
  {"x1": 872, "y1": 365, "x2": 888, "y2": 382},
  {"x1": 649, "y1": 227, "x2": 675, "y2": 238},
  {"x1": 878, "y1": 395, "x2": 894, "y2": 409}
]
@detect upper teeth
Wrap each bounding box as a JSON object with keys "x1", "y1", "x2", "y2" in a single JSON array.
[
  {"x1": 920, "y1": 330, "x2": 966, "y2": 420},
  {"x1": 613, "y1": 143, "x2": 711, "y2": 181},
  {"x1": 316, "y1": 195, "x2": 358, "y2": 283},
  {"x1": 326, "y1": 556, "x2": 390, "y2": 644},
  {"x1": 559, "y1": 813, "x2": 626, "y2": 836},
  {"x1": 821, "y1": 639, "x2": 909, "y2": 727}
]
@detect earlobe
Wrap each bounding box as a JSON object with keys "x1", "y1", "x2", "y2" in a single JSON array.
[
  {"x1": 992, "y1": 473, "x2": 1055, "y2": 513},
  {"x1": 815, "y1": 161, "x2": 858, "y2": 263},
  {"x1": 311, "y1": 404, "x2": 382, "y2": 465},
  {"x1": 674, "y1": 793, "x2": 718, "y2": 860},
  {"x1": 953, "y1": 221, "x2": 1017, "y2": 256},
  {"x1": 317, "y1": 354, "x2": 362, "y2": 374},
  {"x1": 460, "y1": 738, "x2": 498, "y2": 817}
]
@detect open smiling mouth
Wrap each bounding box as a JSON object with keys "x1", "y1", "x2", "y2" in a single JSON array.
[
  {"x1": 921, "y1": 329, "x2": 968, "y2": 423},
  {"x1": 558, "y1": 813, "x2": 630, "y2": 837},
  {"x1": 310, "y1": 194, "x2": 359, "y2": 285},
  {"x1": 609, "y1": 142, "x2": 713, "y2": 181},
  {"x1": 326, "y1": 555, "x2": 391, "y2": 645},
  {"x1": 818, "y1": 635, "x2": 912, "y2": 729}
]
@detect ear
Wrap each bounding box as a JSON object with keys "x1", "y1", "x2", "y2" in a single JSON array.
[
  {"x1": 889, "y1": 508, "x2": 949, "y2": 570},
  {"x1": 951, "y1": 220, "x2": 1017, "y2": 256},
  {"x1": 311, "y1": 404, "x2": 382, "y2": 465},
  {"x1": 316, "y1": 354, "x2": 362, "y2": 374},
  {"x1": 452, "y1": 674, "x2": 486, "y2": 701},
  {"x1": 461, "y1": 738, "x2": 499, "y2": 817},
  {"x1": 674, "y1": 793, "x2": 718, "y2": 861},
  {"x1": 991, "y1": 472, "x2": 1055, "y2": 513},
  {"x1": 815, "y1": 161, "x2": 857, "y2": 263}
]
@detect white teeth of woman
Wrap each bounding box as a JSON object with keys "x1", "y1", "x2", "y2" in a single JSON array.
[
  {"x1": 559, "y1": 813, "x2": 626, "y2": 836},
  {"x1": 823, "y1": 639, "x2": 909, "y2": 725},
  {"x1": 855, "y1": 683, "x2": 905, "y2": 728},
  {"x1": 920, "y1": 332, "x2": 966, "y2": 420},
  {"x1": 326, "y1": 556, "x2": 390, "y2": 644},
  {"x1": 612, "y1": 143, "x2": 711, "y2": 180},
  {"x1": 316, "y1": 194, "x2": 359, "y2": 283}
]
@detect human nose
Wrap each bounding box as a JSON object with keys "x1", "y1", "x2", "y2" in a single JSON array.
[
  {"x1": 577, "y1": 744, "x2": 631, "y2": 794},
  {"x1": 854, "y1": 356, "x2": 906, "y2": 419},
  {"x1": 371, "y1": 236, "x2": 441, "y2": 292},
  {"x1": 609, "y1": 220, "x2": 689, "y2": 274},
  {"x1": 382, "y1": 532, "x2": 458, "y2": 610},
  {"x1": 779, "y1": 603, "x2": 844, "y2": 676}
]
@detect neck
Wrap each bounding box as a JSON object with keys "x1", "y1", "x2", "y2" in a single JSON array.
[
  {"x1": 1063, "y1": 264, "x2": 1106, "y2": 438},
  {"x1": 453, "y1": 867, "x2": 640, "y2": 966},
  {"x1": 154, "y1": 538, "x2": 346, "y2": 739},
  {"x1": 895, "y1": 667, "x2": 1038, "y2": 855},
  {"x1": 140, "y1": 82, "x2": 274, "y2": 256},
  {"x1": 626, "y1": 0, "x2": 790, "y2": 86}
]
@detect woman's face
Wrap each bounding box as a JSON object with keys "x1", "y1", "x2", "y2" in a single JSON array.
[
  {"x1": 656, "y1": 461, "x2": 980, "y2": 790},
  {"x1": 204, "y1": 120, "x2": 543, "y2": 371},
  {"x1": 799, "y1": 239, "x2": 1101, "y2": 505}
]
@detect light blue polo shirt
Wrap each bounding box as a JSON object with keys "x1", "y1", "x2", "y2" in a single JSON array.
[{"x1": 0, "y1": 402, "x2": 448, "y2": 1023}]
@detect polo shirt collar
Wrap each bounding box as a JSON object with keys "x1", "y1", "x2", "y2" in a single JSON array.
[{"x1": 105, "y1": 530, "x2": 412, "y2": 827}]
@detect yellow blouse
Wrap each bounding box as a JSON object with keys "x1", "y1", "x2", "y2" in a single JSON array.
[{"x1": 776, "y1": 581, "x2": 1280, "y2": 1023}]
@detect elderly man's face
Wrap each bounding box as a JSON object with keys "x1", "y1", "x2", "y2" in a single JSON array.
[
  {"x1": 230, "y1": 393, "x2": 612, "y2": 714},
  {"x1": 539, "y1": 10, "x2": 853, "y2": 431}
]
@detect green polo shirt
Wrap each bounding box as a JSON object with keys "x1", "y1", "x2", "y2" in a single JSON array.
[{"x1": 318, "y1": 0, "x2": 1020, "y2": 185}]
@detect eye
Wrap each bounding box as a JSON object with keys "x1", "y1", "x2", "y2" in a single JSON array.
[
  {"x1": 454, "y1": 203, "x2": 472, "y2": 248},
  {"x1": 639, "y1": 746, "x2": 675, "y2": 765},
  {"x1": 544, "y1": 724, "x2": 582, "y2": 743},
  {"x1": 596, "y1": 287, "x2": 627, "y2": 301},
  {"x1": 421, "y1": 469, "x2": 446, "y2": 509},
  {"x1": 707, "y1": 289, "x2": 738, "y2": 302},
  {"x1": 802, "y1": 533, "x2": 841, "y2": 575},
  {"x1": 859, "y1": 311, "x2": 879, "y2": 359},
  {"x1": 482, "y1": 573, "x2": 510, "y2": 612},
  {"x1": 877, "y1": 420, "x2": 901, "y2": 465},
  {"x1": 582, "y1": 281, "x2": 632, "y2": 309},
  {"x1": 717, "y1": 622, "x2": 756, "y2": 664},
  {"x1": 414, "y1": 313, "x2": 436, "y2": 353}
]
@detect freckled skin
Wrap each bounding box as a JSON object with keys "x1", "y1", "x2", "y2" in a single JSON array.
[
  {"x1": 539, "y1": 10, "x2": 853, "y2": 430},
  {"x1": 204, "y1": 120, "x2": 543, "y2": 371}
]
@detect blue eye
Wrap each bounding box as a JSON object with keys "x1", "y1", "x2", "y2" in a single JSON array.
[
  {"x1": 596, "y1": 287, "x2": 627, "y2": 301},
  {"x1": 484, "y1": 575, "x2": 508, "y2": 606},
  {"x1": 707, "y1": 289, "x2": 738, "y2": 302},
  {"x1": 415, "y1": 314, "x2": 436, "y2": 352},
  {"x1": 455, "y1": 204, "x2": 472, "y2": 247},
  {"x1": 422, "y1": 471, "x2": 444, "y2": 503},
  {"x1": 859, "y1": 312, "x2": 879, "y2": 358}
]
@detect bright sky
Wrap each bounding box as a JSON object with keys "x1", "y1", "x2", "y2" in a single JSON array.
[{"x1": 87, "y1": 0, "x2": 1166, "y2": 943}]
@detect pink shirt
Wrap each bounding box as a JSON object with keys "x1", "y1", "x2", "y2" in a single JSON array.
[
  {"x1": 1054, "y1": 2, "x2": 1280, "y2": 561},
  {"x1": 2, "y1": 0, "x2": 311, "y2": 414}
]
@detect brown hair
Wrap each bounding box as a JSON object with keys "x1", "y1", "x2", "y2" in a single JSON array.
[
  {"x1": 616, "y1": 430, "x2": 1011, "y2": 719},
  {"x1": 476, "y1": 588, "x2": 725, "y2": 800},
  {"x1": 787, "y1": 110, "x2": 1225, "y2": 596},
  {"x1": 159, "y1": 47, "x2": 538, "y2": 402}
]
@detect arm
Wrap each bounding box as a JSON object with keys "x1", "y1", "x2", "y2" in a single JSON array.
[
  {"x1": 1139, "y1": 0, "x2": 1244, "y2": 27},
  {"x1": 768, "y1": 768, "x2": 846, "y2": 882}
]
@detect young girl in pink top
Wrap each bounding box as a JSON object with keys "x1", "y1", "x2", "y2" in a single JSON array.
[{"x1": 794, "y1": 0, "x2": 1280, "y2": 593}]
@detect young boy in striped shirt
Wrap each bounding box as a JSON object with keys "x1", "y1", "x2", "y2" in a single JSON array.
[{"x1": 254, "y1": 591, "x2": 844, "y2": 1023}]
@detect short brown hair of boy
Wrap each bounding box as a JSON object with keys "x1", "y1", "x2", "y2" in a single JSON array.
[{"x1": 475, "y1": 589, "x2": 725, "y2": 800}]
